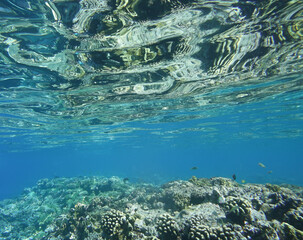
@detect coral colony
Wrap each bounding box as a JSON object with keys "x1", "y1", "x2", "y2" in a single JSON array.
[{"x1": 1, "y1": 176, "x2": 303, "y2": 239}]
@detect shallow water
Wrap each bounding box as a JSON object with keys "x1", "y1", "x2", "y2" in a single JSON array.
[{"x1": 0, "y1": 0, "x2": 303, "y2": 199}]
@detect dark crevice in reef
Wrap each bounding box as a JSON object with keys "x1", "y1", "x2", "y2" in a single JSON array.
[{"x1": 1, "y1": 176, "x2": 303, "y2": 239}]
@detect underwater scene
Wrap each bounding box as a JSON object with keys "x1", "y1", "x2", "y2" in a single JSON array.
[{"x1": 1, "y1": 0, "x2": 303, "y2": 239}]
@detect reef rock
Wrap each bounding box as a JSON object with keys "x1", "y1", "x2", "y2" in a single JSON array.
[{"x1": 0, "y1": 176, "x2": 303, "y2": 240}]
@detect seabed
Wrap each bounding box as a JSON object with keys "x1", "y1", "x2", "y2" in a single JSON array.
[{"x1": 0, "y1": 176, "x2": 303, "y2": 240}]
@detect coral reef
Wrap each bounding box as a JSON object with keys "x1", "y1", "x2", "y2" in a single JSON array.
[
  {"x1": 156, "y1": 213, "x2": 180, "y2": 240},
  {"x1": 223, "y1": 196, "x2": 252, "y2": 224},
  {"x1": 0, "y1": 176, "x2": 303, "y2": 240},
  {"x1": 186, "y1": 223, "x2": 238, "y2": 240},
  {"x1": 101, "y1": 209, "x2": 131, "y2": 239}
]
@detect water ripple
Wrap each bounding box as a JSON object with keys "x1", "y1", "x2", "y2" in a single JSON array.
[{"x1": 0, "y1": 0, "x2": 303, "y2": 148}]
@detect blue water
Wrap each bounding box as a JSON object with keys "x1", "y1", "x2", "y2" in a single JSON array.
[
  {"x1": 1, "y1": 117, "x2": 303, "y2": 200},
  {"x1": 1, "y1": 0, "x2": 303, "y2": 200}
]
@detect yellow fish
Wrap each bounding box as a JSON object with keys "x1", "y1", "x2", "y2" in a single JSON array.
[
  {"x1": 241, "y1": 180, "x2": 246, "y2": 184},
  {"x1": 258, "y1": 162, "x2": 266, "y2": 168}
]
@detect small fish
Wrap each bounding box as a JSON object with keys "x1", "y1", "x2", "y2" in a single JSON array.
[
  {"x1": 191, "y1": 167, "x2": 198, "y2": 170},
  {"x1": 232, "y1": 174, "x2": 236, "y2": 181},
  {"x1": 123, "y1": 178, "x2": 129, "y2": 183},
  {"x1": 241, "y1": 180, "x2": 246, "y2": 184},
  {"x1": 267, "y1": 170, "x2": 272, "y2": 174},
  {"x1": 258, "y1": 162, "x2": 266, "y2": 168}
]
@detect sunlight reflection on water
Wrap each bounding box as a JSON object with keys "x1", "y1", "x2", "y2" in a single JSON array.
[{"x1": 0, "y1": 0, "x2": 303, "y2": 149}]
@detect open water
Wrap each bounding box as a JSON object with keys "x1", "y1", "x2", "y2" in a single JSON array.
[{"x1": 1, "y1": 0, "x2": 303, "y2": 200}]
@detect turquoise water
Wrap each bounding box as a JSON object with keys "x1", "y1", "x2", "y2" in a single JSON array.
[{"x1": 0, "y1": 0, "x2": 303, "y2": 200}]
